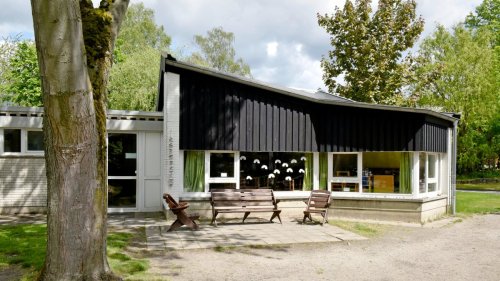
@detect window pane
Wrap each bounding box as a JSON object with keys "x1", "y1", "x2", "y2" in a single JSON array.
[
  {"x1": 210, "y1": 153, "x2": 234, "y2": 177},
  {"x1": 108, "y1": 133, "x2": 137, "y2": 176},
  {"x1": 419, "y1": 153, "x2": 426, "y2": 193},
  {"x1": 27, "y1": 131, "x2": 44, "y2": 151},
  {"x1": 428, "y1": 154, "x2": 437, "y2": 179},
  {"x1": 4, "y1": 129, "x2": 21, "y2": 152},
  {"x1": 428, "y1": 183, "x2": 437, "y2": 192},
  {"x1": 332, "y1": 154, "x2": 357, "y2": 177},
  {"x1": 239, "y1": 152, "x2": 307, "y2": 191},
  {"x1": 362, "y1": 152, "x2": 403, "y2": 193},
  {"x1": 108, "y1": 179, "x2": 136, "y2": 208},
  {"x1": 209, "y1": 183, "x2": 236, "y2": 191}
]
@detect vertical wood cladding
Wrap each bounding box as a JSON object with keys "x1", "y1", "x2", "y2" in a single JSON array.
[{"x1": 174, "y1": 66, "x2": 449, "y2": 153}]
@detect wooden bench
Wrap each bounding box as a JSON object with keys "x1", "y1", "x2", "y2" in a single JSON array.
[{"x1": 210, "y1": 189, "x2": 282, "y2": 226}]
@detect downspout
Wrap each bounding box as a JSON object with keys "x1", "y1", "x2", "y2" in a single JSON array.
[{"x1": 451, "y1": 119, "x2": 459, "y2": 215}]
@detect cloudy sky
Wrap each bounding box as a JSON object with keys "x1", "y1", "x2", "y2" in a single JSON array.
[{"x1": 0, "y1": 0, "x2": 482, "y2": 91}]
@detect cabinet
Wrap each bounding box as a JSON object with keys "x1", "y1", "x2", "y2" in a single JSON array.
[{"x1": 373, "y1": 175, "x2": 394, "y2": 193}]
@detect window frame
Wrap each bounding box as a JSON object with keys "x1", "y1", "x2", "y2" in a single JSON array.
[
  {"x1": 204, "y1": 151, "x2": 240, "y2": 192},
  {"x1": 329, "y1": 152, "x2": 362, "y2": 193},
  {"x1": 0, "y1": 128, "x2": 44, "y2": 155}
]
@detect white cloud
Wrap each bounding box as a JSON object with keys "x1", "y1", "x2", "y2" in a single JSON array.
[
  {"x1": 266, "y1": 41, "x2": 279, "y2": 58},
  {"x1": 0, "y1": 0, "x2": 483, "y2": 92}
]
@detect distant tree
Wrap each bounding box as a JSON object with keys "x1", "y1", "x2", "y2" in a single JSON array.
[
  {"x1": 108, "y1": 2, "x2": 171, "y2": 111},
  {"x1": 318, "y1": 0, "x2": 424, "y2": 104},
  {"x1": 408, "y1": 25, "x2": 499, "y2": 173},
  {"x1": 465, "y1": 0, "x2": 499, "y2": 45},
  {"x1": 0, "y1": 41, "x2": 42, "y2": 106},
  {"x1": 0, "y1": 36, "x2": 20, "y2": 91},
  {"x1": 188, "y1": 26, "x2": 251, "y2": 77},
  {"x1": 114, "y1": 2, "x2": 171, "y2": 58},
  {"x1": 108, "y1": 47, "x2": 159, "y2": 110}
]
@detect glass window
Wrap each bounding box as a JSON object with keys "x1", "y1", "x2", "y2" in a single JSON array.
[
  {"x1": 428, "y1": 154, "x2": 436, "y2": 179},
  {"x1": 240, "y1": 152, "x2": 308, "y2": 191},
  {"x1": 332, "y1": 154, "x2": 357, "y2": 177},
  {"x1": 108, "y1": 179, "x2": 136, "y2": 208},
  {"x1": 184, "y1": 151, "x2": 205, "y2": 192},
  {"x1": 419, "y1": 153, "x2": 426, "y2": 193},
  {"x1": 428, "y1": 183, "x2": 437, "y2": 192},
  {"x1": 108, "y1": 133, "x2": 137, "y2": 176},
  {"x1": 4, "y1": 129, "x2": 21, "y2": 152},
  {"x1": 27, "y1": 131, "x2": 44, "y2": 151},
  {"x1": 210, "y1": 153, "x2": 234, "y2": 178},
  {"x1": 362, "y1": 152, "x2": 410, "y2": 194},
  {"x1": 209, "y1": 183, "x2": 236, "y2": 190}
]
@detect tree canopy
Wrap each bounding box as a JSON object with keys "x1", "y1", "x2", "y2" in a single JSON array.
[
  {"x1": 409, "y1": 25, "x2": 499, "y2": 173},
  {"x1": 318, "y1": 0, "x2": 423, "y2": 104},
  {"x1": 0, "y1": 41, "x2": 42, "y2": 106},
  {"x1": 188, "y1": 26, "x2": 252, "y2": 77},
  {"x1": 108, "y1": 3, "x2": 171, "y2": 111}
]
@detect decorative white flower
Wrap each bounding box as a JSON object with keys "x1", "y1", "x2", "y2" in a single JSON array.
[
  {"x1": 275, "y1": 159, "x2": 281, "y2": 164},
  {"x1": 261, "y1": 165, "x2": 268, "y2": 170},
  {"x1": 240, "y1": 156, "x2": 247, "y2": 160},
  {"x1": 246, "y1": 176, "x2": 253, "y2": 180},
  {"x1": 300, "y1": 156, "x2": 307, "y2": 161},
  {"x1": 273, "y1": 169, "x2": 280, "y2": 174},
  {"x1": 286, "y1": 168, "x2": 293, "y2": 173},
  {"x1": 282, "y1": 163, "x2": 289, "y2": 167},
  {"x1": 253, "y1": 159, "x2": 260, "y2": 164},
  {"x1": 291, "y1": 159, "x2": 297, "y2": 164},
  {"x1": 299, "y1": 169, "x2": 305, "y2": 174},
  {"x1": 285, "y1": 176, "x2": 292, "y2": 181},
  {"x1": 268, "y1": 173, "x2": 275, "y2": 179}
]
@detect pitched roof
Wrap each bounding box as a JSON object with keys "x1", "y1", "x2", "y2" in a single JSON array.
[{"x1": 158, "y1": 55, "x2": 459, "y2": 123}]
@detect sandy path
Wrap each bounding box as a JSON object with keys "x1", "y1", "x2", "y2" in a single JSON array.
[{"x1": 149, "y1": 214, "x2": 500, "y2": 281}]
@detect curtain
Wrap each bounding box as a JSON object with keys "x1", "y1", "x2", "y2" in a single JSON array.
[
  {"x1": 399, "y1": 152, "x2": 412, "y2": 194},
  {"x1": 303, "y1": 153, "x2": 313, "y2": 191},
  {"x1": 319, "y1": 153, "x2": 328, "y2": 190},
  {"x1": 184, "y1": 151, "x2": 205, "y2": 192}
]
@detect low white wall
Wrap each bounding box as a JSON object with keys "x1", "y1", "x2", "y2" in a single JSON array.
[{"x1": 0, "y1": 156, "x2": 47, "y2": 214}]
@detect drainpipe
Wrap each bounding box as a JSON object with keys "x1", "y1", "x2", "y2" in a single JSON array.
[{"x1": 451, "y1": 118, "x2": 459, "y2": 215}]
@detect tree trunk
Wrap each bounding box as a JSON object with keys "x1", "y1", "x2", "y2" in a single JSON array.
[{"x1": 30, "y1": 0, "x2": 128, "y2": 280}]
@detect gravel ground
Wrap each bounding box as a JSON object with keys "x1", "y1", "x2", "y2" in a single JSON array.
[{"x1": 149, "y1": 214, "x2": 500, "y2": 281}]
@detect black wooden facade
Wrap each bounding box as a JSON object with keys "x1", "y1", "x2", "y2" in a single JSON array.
[{"x1": 159, "y1": 59, "x2": 453, "y2": 153}]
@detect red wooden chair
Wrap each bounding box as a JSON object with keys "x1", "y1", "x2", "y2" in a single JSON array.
[{"x1": 163, "y1": 193, "x2": 199, "y2": 231}]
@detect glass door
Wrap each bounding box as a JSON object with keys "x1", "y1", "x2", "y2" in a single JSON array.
[{"x1": 108, "y1": 133, "x2": 137, "y2": 209}]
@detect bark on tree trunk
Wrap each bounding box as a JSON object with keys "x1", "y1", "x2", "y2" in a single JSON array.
[{"x1": 30, "y1": 0, "x2": 128, "y2": 280}]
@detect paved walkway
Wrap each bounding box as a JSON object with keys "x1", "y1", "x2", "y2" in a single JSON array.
[
  {"x1": 1, "y1": 213, "x2": 367, "y2": 251},
  {"x1": 108, "y1": 213, "x2": 366, "y2": 251}
]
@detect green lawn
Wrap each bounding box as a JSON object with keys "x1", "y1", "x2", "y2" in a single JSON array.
[
  {"x1": 0, "y1": 224, "x2": 152, "y2": 280},
  {"x1": 456, "y1": 182, "x2": 500, "y2": 191},
  {"x1": 456, "y1": 191, "x2": 500, "y2": 214}
]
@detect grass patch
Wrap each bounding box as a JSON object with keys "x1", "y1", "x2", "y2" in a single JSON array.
[
  {"x1": 329, "y1": 220, "x2": 388, "y2": 238},
  {"x1": 107, "y1": 231, "x2": 150, "y2": 279},
  {"x1": 456, "y1": 191, "x2": 500, "y2": 214},
  {"x1": 456, "y1": 183, "x2": 500, "y2": 191},
  {"x1": 0, "y1": 224, "x2": 46, "y2": 279},
  {"x1": 0, "y1": 224, "x2": 152, "y2": 280}
]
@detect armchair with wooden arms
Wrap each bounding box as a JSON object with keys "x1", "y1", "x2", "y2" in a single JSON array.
[{"x1": 163, "y1": 193, "x2": 199, "y2": 231}]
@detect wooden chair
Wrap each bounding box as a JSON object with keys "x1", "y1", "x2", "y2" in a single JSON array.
[
  {"x1": 303, "y1": 190, "x2": 332, "y2": 226},
  {"x1": 163, "y1": 193, "x2": 199, "y2": 232}
]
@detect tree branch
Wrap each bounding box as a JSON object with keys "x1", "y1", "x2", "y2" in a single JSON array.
[{"x1": 109, "y1": 0, "x2": 130, "y2": 47}]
